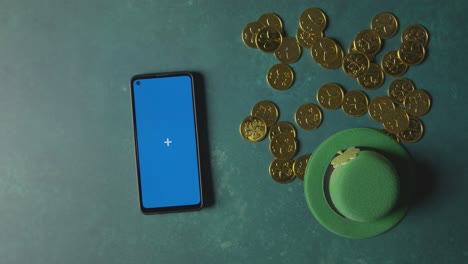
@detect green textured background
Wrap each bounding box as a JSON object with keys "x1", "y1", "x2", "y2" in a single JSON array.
[{"x1": 0, "y1": 0, "x2": 466, "y2": 263}]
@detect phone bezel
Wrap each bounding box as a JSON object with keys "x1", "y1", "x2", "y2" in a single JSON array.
[{"x1": 130, "y1": 71, "x2": 204, "y2": 214}]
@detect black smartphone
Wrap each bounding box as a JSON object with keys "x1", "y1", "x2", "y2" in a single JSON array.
[{"x1": 130, "y1": 72, "x2": 203, "y2": 213}]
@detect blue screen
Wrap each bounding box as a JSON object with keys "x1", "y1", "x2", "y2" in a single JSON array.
[{"x1": 132, "y1": 74, "x2": 201, "y2": 210}]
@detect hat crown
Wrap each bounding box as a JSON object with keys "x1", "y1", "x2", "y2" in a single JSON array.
[{"x1": 329, "y1": 150, "x2": 400, "y2": 223}]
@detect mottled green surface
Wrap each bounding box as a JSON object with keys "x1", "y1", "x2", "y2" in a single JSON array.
[
  {"x1": 0, "y1": 0, "x2": 466, "y2": 263},
  {"x1": 329, "y1": 151, "x2": 400, "y2": 223}
]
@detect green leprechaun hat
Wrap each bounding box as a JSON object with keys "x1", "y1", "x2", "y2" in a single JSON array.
[{"x1": 304, "y1": 128, "x2": 415, "y2": 239}]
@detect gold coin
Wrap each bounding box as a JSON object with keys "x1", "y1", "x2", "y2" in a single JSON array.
[
  {"x1": 269, "y1": 159, "x2": 295, "y2": 184},
  {"x1": 342, "y1": 51, "x2": 370, "y2": 78},
  {"x1": 316, "y1": 83, "x2": 345, "y2": 110},
  {"x1": 398, "y1": 116, "x2": 424, "y2": 143},
  {"x1": 371, "y1": 12, "x2": 399, "y2": 39},
  {"x1": 368, "y1": 96, "x2": 396, "y2": 123},
  {"x1": 299, "y1": 7, "x2": 327, "y2": 33},
  {"x1": 266, "y1": 63, "x2": 295, "y2": 90},
  {"x1": 383, "y1": 107, "x2": 410, "y2": 134},
  {"x1": 256, "y1": 26, "x2": 283, "y2": 53},
  {"x1": 274, "y1": 37, "x2": 302, "y2": 64},
  {"x1": 381, "y1": 50, "x2": 408, "y2": 77},
  {"x1": 381, "y1": 129, "x2": 400, "y2": 143},
  {"x1": 269, "y1": 133, "x2": 297, "y2": 160},
  {"x1": 388, "y1": 78, "x2": 415, "y2": 104},
  {"x1": 403, "y1": 89, "x2": 431, "y2": 116},
  {"x1": 294, "y1": 103, "x2": 323, "y2": 130},
  {"x1": 342, "y1": 90, "x2": 369, "y2": 117},
  {"x1": 239, "y1": 116, "x2": 267, "y2": 142},
  {"x1": 251, "y1": 101, "x2": 279, "y2": 127},
  {"x1": 321, "y1": 45, "x2": 344, "y2": 70},
  {"x1": 311, "y1": 37, "x2": 339, "y2": 67},
  {"x1": 241, "y1": 21, "x2": 264, "y2": 49},
  {"x1": 296, "y1": 27, "x2": 323, "y2": 49},
  {"x1": 257, "y1": 13, "x2": 283, "y2": 33},
  {"x1": 293, "y1": 154, "x2": 311, "y2": 181},
  {"x1": 402, "y1": 24, "x2": 429, "y2": 47},
  {"x1": 397, "y1": 40, "x2": 426, "y2": 66},
  {"x1": 269, "y1": 121, "x2": 297, "y2": 140},
  {"x1": 357, "y1": 63, "x2": 385, "y2": 90},
  {"x1": 352, "y1": 29, "x2": 382, "y2": 58}
]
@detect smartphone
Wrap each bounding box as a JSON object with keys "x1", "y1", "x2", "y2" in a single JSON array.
[{"x1": 130, "y1": 72, "x2": 203, "y2": 213}]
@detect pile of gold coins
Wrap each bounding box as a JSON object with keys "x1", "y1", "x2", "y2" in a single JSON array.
[
  {"x1": 240, "y1": 8, "x2": 431, "y2": 184},
  {"x1": 240, "y1": 101, "x2": 311, "y2": 183}
]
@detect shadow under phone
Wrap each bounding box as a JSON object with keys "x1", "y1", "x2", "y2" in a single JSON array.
[{"x1": 193, "y1": 72, "x2": 215, "y2": 207}]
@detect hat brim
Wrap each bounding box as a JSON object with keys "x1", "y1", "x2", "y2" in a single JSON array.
[{"x1": 304, "y1": 128, "x2": 414, "y2": 239}]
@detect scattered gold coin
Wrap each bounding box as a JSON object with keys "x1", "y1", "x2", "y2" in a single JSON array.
[
  {"x1": 403, "y1": 89, "x2": 431, "y2": 116},
  {"x1": 257, "y1": 13, "x2": 283, "y2": 33},
  {"x1": 270, "y1": 133, "x2": 298, "y2": 160},
  {"x1": 398, "y1": 116, "x2": 424, "y2": 143},
  {"x1": 242, "y1": 21, "x2": 265, "y2": 49},
  {"x1": 269, "y1": 159, "x2": 296, "y2": 184},
  {"x1": 342, "y1": 51, "x2": 370, "y2": 78},
  {"x1": 296, "y1": 27, "x2": 323, "y2": 49},
  {"x1": 371, "y1": 12, "x2": 399, "y2": 39},
  {"x1": 381, "y1": 50, "x2": 408, "y2": 77},
  {"x1": 269, "y1": 121, "x2": 297, "y2": 140},
  {"x1": 240, "y1": 116, "x2": 268, "y2": 142},
  {"x1": 357, "y1": 63, "x2": 385, "y2": 90},
  {"x1": 317, "y1": 83, "x2": 345, "y2": 110},
  {"x1": 381, "y1": 129, "x2": 400, "y2": 143},
  {"x1": 299, "y1": 7, "x2": 327, "y2": 33},
  {"x1": 401, "y1": 24, "x2": 429, "y2": 47},
  {"x1": 388, "y1": 78, "x2": 415, "y2": 104},
  {"x1": 398, "y1": 40, "x2": 426, "y2": 66},
  {"x1": 352, "y1": 29, "x2": 382, "y2": 59},
  {"x1": 383, "y1": 107, "x2": 410, "y2": 134},
  {"x1": 295, "y1": 103, "x2": 323, "y2": 130},
  {"x1": 368, "y1": 96, "x2": 396, "y2": 123},
  {"x1": 342, "y1": 90, "x2": 369, "y2": 117},
  {"x1": 321, "y1": 45, "x2": 344, "y2": 70},
  {"x1": 251, "y1": 101, "x2": 279, "y2": 127},
  {"x1": 266, "y1": 63, "x2": 295, "y2": 90},
  {"x1": 274, "y1": 37, "x2": 302, "y2": 64},
  {"x1": 293, "y1": 154, "x2": 311, "y2": 181},
  {"x1": 256, "y1": 26, "x2": 283, "y2": 53},
  {"x1": 311, "y1": 37, "x2": 340, "y2": 67}
]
